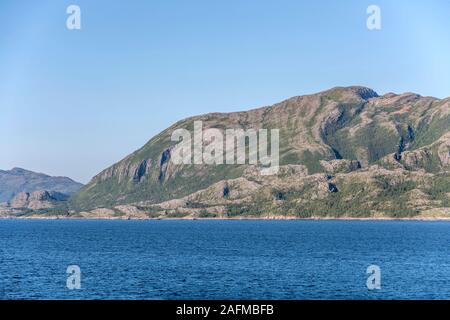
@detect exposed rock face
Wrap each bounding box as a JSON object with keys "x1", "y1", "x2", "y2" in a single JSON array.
[
  {"x1": 320, "y1": 160, "x2": 361, "y2": 174},
  {"x1": 69, "y1": 86, "x2": 450, "y2": 218},
  {"x1": 0, "y1": 168, "x2": 83, "y2": 202},
  {"x1": 94, "y1": 156, "x2": 153, "y2": 183},
  {"x1": 9, "y1": 190, "x2": 68, "y2": 210},
  {"x1": 133, "y1": 159, "x2": 152, "y2": 183},
  {"x1": 159, "y1": 148, "x2": 172, "y2": 182},
  {"x1": 437, "y1": 133, "x2": 450, "y2": 166},
  {"x1": 10, "y1": 192, "x2": 30, "y2": 208}
]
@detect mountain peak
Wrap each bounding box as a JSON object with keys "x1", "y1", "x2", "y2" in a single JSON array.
[
  {"x1": 10, "y1": 167, "x2": 32, "y2": 174},
  {"x1": 321, "y1": 86, "x2": 379, "y2": 100}
]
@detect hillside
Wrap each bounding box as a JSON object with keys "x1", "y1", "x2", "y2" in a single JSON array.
[
  {"x1": 68, "y1": 86, "x2": 450, "y2": 218},
  {"x1": 0, "y1": 168, "x2": 83, "y2": 203}
]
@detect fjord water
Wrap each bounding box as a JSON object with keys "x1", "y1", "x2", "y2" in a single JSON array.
[{"x1": 0, "y1": 220, "x2": 449, "y2": 300}]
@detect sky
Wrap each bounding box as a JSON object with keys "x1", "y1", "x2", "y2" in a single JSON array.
[{"x1": 0, "y1": 0, "x2": 449, "y2": 183}]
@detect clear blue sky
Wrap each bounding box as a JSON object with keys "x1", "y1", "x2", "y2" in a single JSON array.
[{"x1": 1, "y1": 0, "x2": 449, "y2": 183}]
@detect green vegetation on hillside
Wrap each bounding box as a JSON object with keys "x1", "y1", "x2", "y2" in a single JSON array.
[{"x1": 66, "y1": 87, "x2": 450, "y2": 219}]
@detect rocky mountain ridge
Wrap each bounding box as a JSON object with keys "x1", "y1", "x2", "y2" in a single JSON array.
[
  {"x1": 2, "y1": 86, "x2": 449, "y2": 219},
  {"x1": 66, "y1": 86, "x2": 450, "y2": 219}
]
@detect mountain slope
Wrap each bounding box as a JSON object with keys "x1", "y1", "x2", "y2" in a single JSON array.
[
  {"x1": 70, "y1": 86, "x2": 450, "y2": 218},
  {"x1": 0, "y1": 168, "x2": 83, "y2": 203}
]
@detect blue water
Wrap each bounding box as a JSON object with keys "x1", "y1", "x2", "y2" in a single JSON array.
[{"x1": 0, "y1": 219, "x2": 449, "y2": 300}]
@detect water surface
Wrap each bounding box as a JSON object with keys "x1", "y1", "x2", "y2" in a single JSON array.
[{"x1": 0, "y1": 220, "x2": 449, "y2": 299}]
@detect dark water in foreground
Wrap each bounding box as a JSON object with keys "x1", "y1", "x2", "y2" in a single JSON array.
[{"x1": 0, "y1": 219, "x2": 449, "y2": 300}]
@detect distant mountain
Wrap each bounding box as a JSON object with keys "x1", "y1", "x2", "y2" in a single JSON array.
[
  {"x1": 68, "y1": 86, "x2": 450, "y2": 219},
  {"x1": 0, "y1": 168, "x2": 83, "y2": 202}
]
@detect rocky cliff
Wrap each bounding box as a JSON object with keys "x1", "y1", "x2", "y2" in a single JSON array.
[{"x1": 10, "y1": 190, "x2": 69, "y2": 210}]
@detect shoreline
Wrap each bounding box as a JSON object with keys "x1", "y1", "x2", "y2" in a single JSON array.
[{"x1": 1, "y1": 215, "x2": 450, "y2": 221}]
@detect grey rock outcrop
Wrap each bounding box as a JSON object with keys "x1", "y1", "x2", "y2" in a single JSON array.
[{"x1": 9, "y1": 190, "x2": 69, "y2": 210}]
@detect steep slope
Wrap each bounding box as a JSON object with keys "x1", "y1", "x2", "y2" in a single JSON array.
[
  {"x1": 0, "y1": 168, "x2": 83, "y2": 202},
  {"x1": 70, "y1": 86, "x2": 450, "y2": 218}
]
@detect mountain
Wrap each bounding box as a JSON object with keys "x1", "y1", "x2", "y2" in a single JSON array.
[
  {"x1": 9, "y1": 190, "x2": 69, "y2": 210},
  {"x1": 67, "y1": 86, "x2": 449, "y2": 218},
  {"x1": 0, "y1": 168, "x2": 83, "y2": 203}
]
